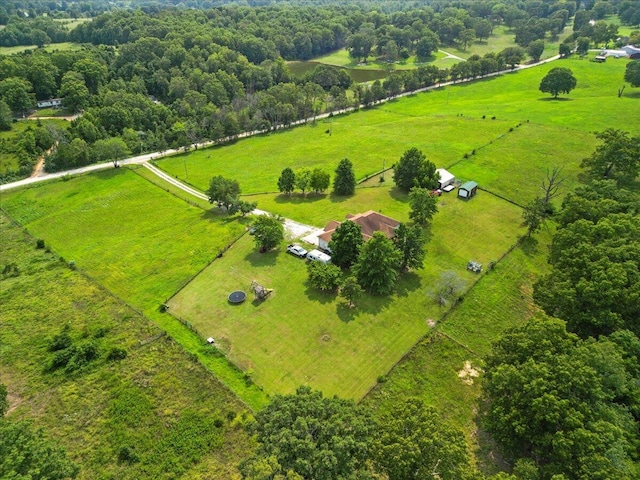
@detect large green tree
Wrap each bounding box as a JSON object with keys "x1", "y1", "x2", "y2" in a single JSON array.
[
  {"x1": 92, "y1": 137, "x2": 130, "y2": 167},
  {"x1": 580, "y1": 129, "x2": 640, "y2": 182},
  {"x1": 625, "y1": 60, "x2": 640, "y2": 88},
  {"x1": 408, "y1": 187, "x2": 439, "y2": 226},
  {"x1": 539, "y1": 67, "x2": 577, "y2": 98},
  {"x1": 372, "y1": 399, "x2": 476, "y2": 480},
  {"x1": 240, "y1": 386, "x2": 373, "y2": 479},
  {"x1": 333, "y1": 158, "x2": 356, "y2": 196},
  {"x1": 0, "y1": 77, "x2": 35, "y2": 115},
  {"x1": 533, "y1": 212, "x2": 640, "y2": 338},
  {"x1": 207, "y1": 175, "x2": 241, "y2": 211},
  {"x1": 393, "y1": 148, "x2": 439, "y2": 193},
  {"x1": 393, "y1": 223, "x2": 426, "y2": 271},
  {"x1": 0, "y1": 99, "x2": 12, "y2": 131},
  {"x1": 277, "y1": 167, "x2": 296, "y2": 195},
  {"x1": 328, "y1": 220, "x2": 363, "y2": 268},
  {"x1": 482, "y1": 317, "x2": 638, "y2": 479},
  {"x1": 0, "y1": 385, "x2": 79, "y2": 480},
  {"x1": 309, "y1": 168, "x2": 330, "y2": 194},
  {"x1": 353, "y1": 232, "x2": 401, "y2": 295},
  {"x1": 59, "y1": 71, "x2": 90, "y2": 113},
  {"x1": 252, "y1": 214, "x2": 284, "y2": 252},
  {"x1": 307, "y1": 261, "x2": 342, "y2": 292}
]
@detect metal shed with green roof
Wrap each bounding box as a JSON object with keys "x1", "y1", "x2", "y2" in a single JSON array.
[{"x1": 458, "y1": 181, "x2": 478, "y2": 199}]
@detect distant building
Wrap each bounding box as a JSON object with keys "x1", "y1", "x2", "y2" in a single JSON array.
[
  {"x1": 318, "y1": 210, "x2": 400, "y2": 251},
  {"x1": 621, "y1": 45, "x2": 640, "y2": 56},
  {"x1": 36, "y1": 98, "x2": 63, "y2": 108}
]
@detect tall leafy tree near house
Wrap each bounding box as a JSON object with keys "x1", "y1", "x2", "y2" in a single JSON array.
[
  {"x1": 333, "y1": 158, "x2": 356, "y2": 196},
  {"x1": 354, "y1": 231, "x2": 401, "y2": 295},
  {"x1": 393, "y1": 223, "x2": 426, "y2": 271},
  {"x1": 393, "y1": 148, "x2": 439, "y2": 193},
  {"x1": 328, "y1": 220, "x2": 363, "y2": 268},
  {"x1": 408, "y1": 187, "x2": 439, "y2": 226}
]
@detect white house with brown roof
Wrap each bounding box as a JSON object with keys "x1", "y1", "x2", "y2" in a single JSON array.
[{"x1": 317, "y1": 210, "x2": 400, "y2": 251}]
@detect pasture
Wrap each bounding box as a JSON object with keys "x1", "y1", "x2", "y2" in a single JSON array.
[
  {"x1": 0, "y1": 167, "x2": 268, "y2": 408},
  {"x1": 0, "y1": 211, "x2": 253, "y2": 479},
  {"x1": 159, "y1": 58, "x2": 639, "y2": 209},
  {"x1": 167, "y1": 187, "x2": 525, "y2": 398},
  {"x1": 364, "y1": 230, "x2": 553, "y2": 473}
]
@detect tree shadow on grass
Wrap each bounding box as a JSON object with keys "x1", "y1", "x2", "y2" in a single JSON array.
[
  {"x1": 244, "y1": 248, "x2": 278, "y2": 267},
  {"x1": 329, "y1": 192, "x2": 354, "y2": 204},
  {"x1": 336, "y1": 301, "x2": 358, "y2": 323},
  {"x1": 538, "y1": 97, "x2": 574, "y2": 101},
  {"x1": 396, "y1": 271, "x2": 423, "y2": 298},
  {"x1": 303, "y1": 279, "x2": 337, "y2": 305},
  {"x1": 95, "y1": 167, "x2": 127, "y2": 180},
  {"x1": 389, "y1": 187, "x2": 410, "y2": 203},
  {"x1": 274, "y1": 193, "x2": 327, "y2": 205},
  {"x1": 519, "y1": 235, "x2": 540, "y2": 257},
  {"x1": 623, "y1": 91, "x2": 640, "y2": 99}
]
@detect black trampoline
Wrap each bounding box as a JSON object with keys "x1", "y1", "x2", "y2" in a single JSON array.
[{"x1": 228, "y1": 291, "x2": 246, "y2": 304}]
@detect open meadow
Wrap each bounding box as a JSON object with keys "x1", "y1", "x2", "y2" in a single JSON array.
[
  {"x1": 0, "y1": 167, "x2": 268, "y2": 409},
  {"x1": 159, "y1": 57, "x2": 640, "y2": 211},
  {"x1": 0, "y1": 42, "x2": 83, "y2": 55},
  {"x1": 167, "y1": 187, "x2": 525, "y2": 398},
  {"x1": 364, "y1": 229, "x2": 553, "y2": 473},
  {"x1": 0, "y1": 212, "x2": 254, "y2": 479}
]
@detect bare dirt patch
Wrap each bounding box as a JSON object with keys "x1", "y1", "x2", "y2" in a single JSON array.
[{"x1": 458, "y1": 360, "x2": 482, "y2": 385}]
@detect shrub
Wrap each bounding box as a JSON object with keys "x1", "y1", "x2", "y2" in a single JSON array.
[
  {"x1": 106, "y1": 347, "x2": 127, "y2": 361},
  {"x1": 36, "y1": 239, "x2": 45, "y2": 249},
  {"x1": 118, "y1": 446, "x2": 139, "y2": 464},
  {"x1": 214, "y1": 418, "x2": 224, "y2": 428},
  {"x1": 48, "y1": 327, "x2": 72, "y2": 352}
]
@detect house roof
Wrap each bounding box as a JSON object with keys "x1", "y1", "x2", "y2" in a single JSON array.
[
  {"x1": 460, "y1": 181, "x2": 478, "y2": 191},
  {"x1": 320, "y1": 210, "x2": 400, "y2": 244}
]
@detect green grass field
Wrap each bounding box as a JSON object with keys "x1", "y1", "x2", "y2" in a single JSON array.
[
  {"x1": 168, "y1": 187, "x2": 525, "y2": 398},
  {"x1": 0, "y1": 211, "x2": 254, "y2": 479},
  {"x1": 0, "y1": 42, "x2": 82, "y2": 56},
  {"x1": 364, "y1": 230, "x2": 553, "y2": 474},
  {"x1": 160, "y1": 115, "x2": 514, "y2": 196},
  {"x1": 53, "y1": 17, "x2": 92, "y2": 30},
  {"x1": 159, "y1": 58, "x2": 639, "y2": 209},
  {"x1": 0, "y1": 168, "x2": 269, "y2": 409}
]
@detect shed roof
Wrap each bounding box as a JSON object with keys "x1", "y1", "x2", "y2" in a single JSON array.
[
  {"x1": 436, "y1": 168, "x2": 455, "y2": 184},
  {"x1": 460, "y1": 181, "x2": 478, "y2": 191}
]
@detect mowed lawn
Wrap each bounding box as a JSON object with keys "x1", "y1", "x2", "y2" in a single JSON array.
[
  {"x1": 0, "y1": 168, "x2": 245, "y2": 312},
  {"x1": 158, "y1": 58, "x2": 639, "y2": 201},
  {"x1": 168, "y1": 189, "x2": 525, "y2": 399}
]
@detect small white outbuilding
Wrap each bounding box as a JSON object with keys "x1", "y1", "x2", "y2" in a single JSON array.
[{"x1": 436, "y1": 168, "x2": 455, "y2": 189}]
